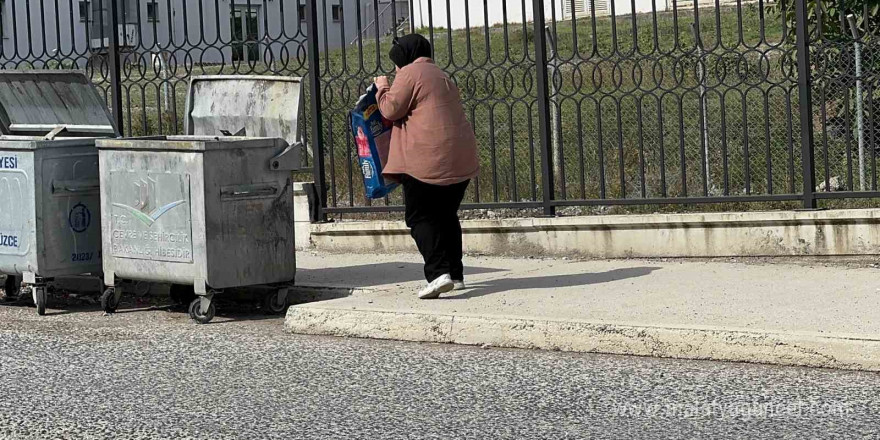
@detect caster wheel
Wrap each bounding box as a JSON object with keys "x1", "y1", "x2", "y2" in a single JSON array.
[
  {"x1": 262, "y1": 290, "x2": 288, "y2": 315},
  {"x1": 188, "y1": 298, "x2": 215, "y2": 324},
  {"x1": 33, "y1": 287, "x2": 47, "y2": 316},
  {"x1": 170, "y1": 284, "x2": 196, "y2": 306},
  {"x1": 101, "y1": 288, "x2": 119, "y2": 313}
]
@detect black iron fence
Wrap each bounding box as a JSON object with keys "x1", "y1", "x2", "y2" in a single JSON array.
[{"x1": 1, "y1": 0, "x2": 877, "y2": 217}]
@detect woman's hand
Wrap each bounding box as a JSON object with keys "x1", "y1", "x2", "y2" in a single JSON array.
[{"x1": 375, "y1": 76, "x2": 390, "y2": 89}]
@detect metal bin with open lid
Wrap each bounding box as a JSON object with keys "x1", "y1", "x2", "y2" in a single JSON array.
[
  {"x1": 96, "y1": 75, "x2": 303, "y2": 323},
  {"x1": 0, "y1": 70, "x2": 118, "y2": 315}
]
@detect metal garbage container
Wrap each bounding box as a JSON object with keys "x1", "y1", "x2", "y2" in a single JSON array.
[
  {"x1": 0, "y1": 71, "x2": 117, "y2": 315},
  {"x1": 97, "y1": 75, "x2": 302, "y2": 323}
]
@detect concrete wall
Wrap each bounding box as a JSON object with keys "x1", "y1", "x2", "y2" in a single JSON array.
[
  {"x1": 293, "y1": 182, "x2": 314, "y2": 250},
  {"x1": 299, "y1": 202, "x2": 880, "y2": 257}
]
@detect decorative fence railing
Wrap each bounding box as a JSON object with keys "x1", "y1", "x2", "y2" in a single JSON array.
[{"x1": 1, "y1": 0, "x2": 877, "y2": 217}]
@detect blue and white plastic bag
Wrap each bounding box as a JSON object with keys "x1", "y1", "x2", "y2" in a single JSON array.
[{"x1": 350, "y1": 84, "x2": 398, "y2": 199}]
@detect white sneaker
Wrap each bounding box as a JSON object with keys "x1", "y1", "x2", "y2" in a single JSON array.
[
  {"x1": 453, "y1": 280, "x2": 466, "y2": 291},
  {"x1": 418, "y1": 274, "x2": 454, "y2": 299}
]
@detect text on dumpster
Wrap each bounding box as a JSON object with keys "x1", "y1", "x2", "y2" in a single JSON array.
[
  {"x1": 0, "y1": 233, "x2": 19, "y2": 248},
  {"x1": 0, "y1": 156, "x2": 18, "y2": 169}
]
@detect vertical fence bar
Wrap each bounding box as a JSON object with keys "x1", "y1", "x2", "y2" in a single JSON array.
[
  {"x1": 794, "y1": 0, "x2": 817, "y2": 208},
  {"x1": 306, "y1": 0, "x2": 327, "y2": 221},
  {"x1": 106, "y1": 0, "x2": 124, "y2": 133},
  {"x1": 545, "y1": 26, "x2": 564, "y2": 201},
  {"x1": 532, "y1": 0, "x2": 555, "y2": 216}
]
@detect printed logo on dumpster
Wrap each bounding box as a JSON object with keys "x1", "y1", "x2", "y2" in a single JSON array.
[
  {"x1": 112, "y1": 177, "x2": 185, "y2": 227},
  {"x1": 68, "y1": 203, "x2": 91, "y2": 233},
  {"x1": 110, "y1": 172, "x2": 193, "y2": 263}
]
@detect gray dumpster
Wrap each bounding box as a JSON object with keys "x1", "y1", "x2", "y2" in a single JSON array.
[
  {"x1": 0, "y1": 71, "x2": 117, "y2": 315},
  {"x1": 97, "y1": 75, "x2": 302, "y2": 323}
]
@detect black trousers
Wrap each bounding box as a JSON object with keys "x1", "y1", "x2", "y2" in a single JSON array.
[{"x1": 402, "y1": 176, "x2": 470, "y2": 283}]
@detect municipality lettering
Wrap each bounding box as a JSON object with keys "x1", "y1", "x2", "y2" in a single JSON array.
[
  {"x1": 112, "y1": 229, "x2": 191, "y2": 243},
  {"x1": 111, "y1": 211, "x2": 193, "y2": 261},
  {"x1": 0, "y1": 233, "x2": 19, "y2": 248},
  {"x1": 111, "y1": 223, "x2": 193, "y2": 260},
  {"x1": 0, "y1": 156, "x2": 18, "y2": 169},
  {"x1": 110, "y1": 242, "x2": 192, "y2": 260}
]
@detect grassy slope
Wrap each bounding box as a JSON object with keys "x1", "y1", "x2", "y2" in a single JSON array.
[{"x1": 100, "y1": 5, "x2": 865, "y2": 214}]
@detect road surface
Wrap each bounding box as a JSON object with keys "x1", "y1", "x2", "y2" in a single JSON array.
[{"x1": 1, "y1": 299, "x2": 878, "y2": 439}]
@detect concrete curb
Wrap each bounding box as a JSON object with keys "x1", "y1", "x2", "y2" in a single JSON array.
[
  {"x1": 287, "y1": 285, "x2": 372, "y2": 305},
  {"x1": 285, "y1": 306, "x2": 880, "y2": 371}
]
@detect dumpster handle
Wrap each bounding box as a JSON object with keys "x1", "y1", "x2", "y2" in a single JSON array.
[
  {"x1": 232, "y1": 188, "x2": 275, "y2": 196},
  {"x1": 220, "y1": 183, "x2": 279, "y2": 201},
  {"x1": 52, "y1": 179, "x2": 100, "y2": 195},
  {"x1": 43, "y1": 125, "x2": 67, "y2": 140},
  {"x1": 219, "y1": 127, "x2": 247, "y2": 137},
  {"x1": 269, "y1": 142, "x2": 304, "y2": 171}
]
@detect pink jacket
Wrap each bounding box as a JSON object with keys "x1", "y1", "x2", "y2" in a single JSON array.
[{"x1": 375, "y1": 58, "x2": 479, "y2": 186}]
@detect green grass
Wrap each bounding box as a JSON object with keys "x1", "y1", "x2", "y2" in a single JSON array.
[{"x1": 69, "y1": 4, "x2": 877, "y2": 216}]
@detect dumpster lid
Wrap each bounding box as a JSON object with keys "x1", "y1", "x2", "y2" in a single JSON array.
[
  {"x1": 0, "y1": 70, "x2": 118, "y2": 138},
  {"x1": 185, "y1": 75, "x2": 303, "y2": 146}
]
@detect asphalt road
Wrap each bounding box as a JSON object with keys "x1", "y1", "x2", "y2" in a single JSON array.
[{"x1": 1, "y1": 298, "x2": 879, "y2": 440}]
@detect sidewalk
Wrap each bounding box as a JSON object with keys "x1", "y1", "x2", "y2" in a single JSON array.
[{"x1": 286, "y1": 252, "x2": 880, "y2": 371}]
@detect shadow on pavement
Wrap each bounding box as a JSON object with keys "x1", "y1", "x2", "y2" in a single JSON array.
[
  {"x1": 0, "y1": 297, "x2": 102, "y2": 315},
  {"x1": 208, "y1": 312, "x2": 286, "y2": 325},
  {"x1": 297, "y1": 262, "x2": 506, "y2": 287},
  {"x1": 110, "y1": 305, "x2": 177, "y2": 314},
  {"x1": 447, "y1": 267, "x2": 661, "y2": 299}
]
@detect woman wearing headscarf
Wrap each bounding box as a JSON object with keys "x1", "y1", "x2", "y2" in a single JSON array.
[{"x1": 375, "y1": 34, "x2": 480, "y2": 299}]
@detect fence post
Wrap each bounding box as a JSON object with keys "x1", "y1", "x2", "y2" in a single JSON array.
[
  {"x1": 106, "y1": 0, "x2": 124, "y2": 134},
  {"x1": 532, "y1": 0, "x2": 555, "y2": 216},
  {"x1": 545, "y1": 26, "x2": 564, "y2": 201},
  {"x1": 409, "y1": 0, "x2": 416, "y2": 33},
  {"x1": 794, "y1": 0, "x2": 817, "y2": 209},
  {"x1": 306, "y1": 0, "x2": 328, "y2": 222}
]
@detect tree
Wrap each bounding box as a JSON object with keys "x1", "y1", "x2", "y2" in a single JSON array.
[{"x1": 767, "y1": 0, "x2": 879, "y2": 42}]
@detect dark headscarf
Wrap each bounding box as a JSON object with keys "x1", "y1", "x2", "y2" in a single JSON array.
[{"x1": 389, "y1": 34, "x2": 432, "y2": 69}]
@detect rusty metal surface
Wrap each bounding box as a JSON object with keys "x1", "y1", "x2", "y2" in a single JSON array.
[
  {"x1": 98, "y1": 139, "x2": 296, "y2": 291},
  {"x1": 184, "y1": 75, "x2": 303, "y2": 148},
  {"x1": 97, "y1": 136, "x2": 275, "y2": 152},
  {"x1": 99, "y1": 148, "x2": 209, "y2": 289},
  {"x1": 99, "y1": 76, "x2": 300, "y2": 293},
  {"x1": 0, "y1": 71, "x2": 114, "y2": 280},
  {"x1": 0, "y1": 142, "x2": 103, "y2": 278},
  {"x1": 0, "y1": 71, "x2": 117, "y2": 137}
]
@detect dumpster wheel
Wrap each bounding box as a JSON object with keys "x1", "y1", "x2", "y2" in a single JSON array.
[
  {"x1": 101, "y1": 287, "x2": 120, "y2": 314},
  {"x1": 189, "y1": 298, "x2": 216, "y2": 324},
  {"x1": 32, "y1": 287, "x2": 47, "y2": 316},
  {"x1": 262, "y1": 289, "x2": 289, "y2": 315}
]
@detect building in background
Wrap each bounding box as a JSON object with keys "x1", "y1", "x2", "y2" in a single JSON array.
[
  {"x1": 0, "y1": 0, "x2": 748, "y2": 67},
  {"x1": 409, "y1": 0, "x2": 745, "y2": 30},
  {"x1": 0, "y1": 0, "x2": 409, "y2": 67}
]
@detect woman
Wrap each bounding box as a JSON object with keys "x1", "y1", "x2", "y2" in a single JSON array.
[{"x1": 375, "y1": 34, "x2": 479, "y2": 300}]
